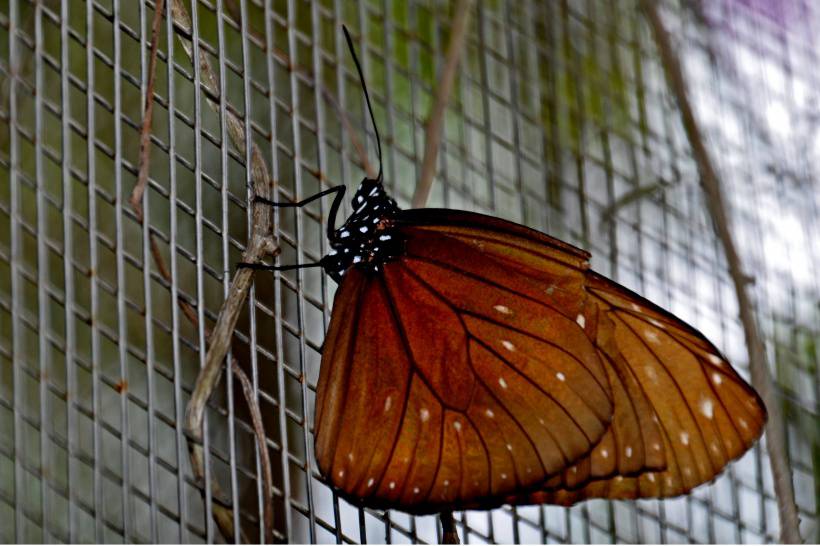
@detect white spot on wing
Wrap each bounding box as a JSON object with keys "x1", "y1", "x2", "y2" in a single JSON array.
[
  {"x1": 625, "y1": 446, "x2": 633, "y2": 458},
  {"x1": 359, "y1": 226, "x2": 368, "y2": 233},
  {"x1": 413, "y1": 487, "x2": 420, "y2": 494},
  {"x1": 739, "y1": 418, "x2": 749, "y2": 430},
  {"x1": 338, "y1": 470, "x2": 344, "y2": 478},
  {"x1": 367, "y1": 478, "x2": 374, "y2": 487},
  {"x1": 707, "y1": 353, "x2": 723, "y2": 365},
  {"x1": 556, "y1": 372, "x2": 566, "y2": 382},
  {"x1": 500, "y1": 473, "x2": 507, "y2": 480},
  {"x1": 652, "y1": 442, "x2": 661, "y2": 451},
  {"x1": 443, "y1": 480, "x2": 449, "y2": 487},
  {"x1": 379, "y1": 234, "x2": 391, "y2": 241},
  {"x1": 383, "y1": 396, "x2": 392, "y2": 413},
  {"x1": 601, "y1": 449, "x2": 609, "y2": 458},
  {"x1": 576, "y1": 314, "x2": 586, "y2": 328},
  {"x1": 506, "y1": 443, "x2": 512, "y2": 451},
  {"x1": 712, "y1": 372, "x2": 723, "y2": 385},
  {"x1": 680, "y1": 431, "x2": 690, "y2": 445},
  {"x1": 340, "y1": 230, "x2": 350, "y2": 238},
  {"x1": 648, "y1": 318, "x2": 665, "y2": 329},
  {"x1": 498, "y1": 377, "x2": 508, "y2": 389},
  {"x1": 420, "y1": 408, "x2": 430, "y2": 422},
  {"x1": 644, "y1": 365, "x2": 658, "y2": 383},
  {"x1": 644, "y1": 330, "x2": 660, "y2": 344},
  {"x1": 389, "y1": 481, "x2": 395, "y2": 489},
  {"x1": 700, "y1": 397, "x2": 714, "y2": 419},
  {"x1": 647, "y1": 473, "x2": 656, "y2": 482},
  {"x1": 485, "y1": 408, "x2": 495, "y2": 418},
  {"x1": 501, "y1": 340, "x2": 515, "y2": 352},
  {"x1": 493, "y1": 304, "x2": 512, "y2": 315},
  {"x1": 453, "y1": 420, "x2": 462, "y2": 431}
]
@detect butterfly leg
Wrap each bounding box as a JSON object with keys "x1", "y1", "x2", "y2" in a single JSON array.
[
  {"x1": 236, "y1": 262, "x2": 324, "y2": 272},
  {"x1": 252, "y1": 185, "x2": 347, "y2": 242}
]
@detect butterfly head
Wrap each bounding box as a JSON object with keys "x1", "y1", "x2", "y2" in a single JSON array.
[{"x1": 322, "y1": 178, "x2": 404, "y2": 280}]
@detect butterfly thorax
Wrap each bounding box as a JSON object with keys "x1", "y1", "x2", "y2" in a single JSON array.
[{"x1": 322, "y1": 178, "x2": 404, "y2": 280}]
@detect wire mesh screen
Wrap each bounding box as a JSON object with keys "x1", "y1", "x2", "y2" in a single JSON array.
[{"x1": 0, "y1": 0, "x2": 818, "y2": 543}]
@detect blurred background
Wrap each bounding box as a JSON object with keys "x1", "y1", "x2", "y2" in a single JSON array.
[{"x1": 0, "y1": 0, "x2": 818, "y2": 543}]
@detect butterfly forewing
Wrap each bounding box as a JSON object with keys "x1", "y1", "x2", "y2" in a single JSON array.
[{"x1": 315, "y1": 210, "x2": 616, "y2": 513}]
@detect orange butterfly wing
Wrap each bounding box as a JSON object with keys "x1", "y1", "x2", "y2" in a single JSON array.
[
  {"x1": 315, "y1": 209, "x2": 766, "y2": 512},
  {"x1": 523, "y1": 272, "x2": 767, "y2": 505},
  {"x1": 314, "y1": 210, "x2": 615, "y2": 513}
]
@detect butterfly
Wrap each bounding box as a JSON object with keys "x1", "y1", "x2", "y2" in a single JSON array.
[{"x1": 240, "y1": 26, "x2": 766, "y2": 515}]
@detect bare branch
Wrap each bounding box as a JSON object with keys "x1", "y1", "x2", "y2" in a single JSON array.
[
  {"x1": 230, "y1": 359, "x2": 275, "y2": 543},
  {"x1": 440, "y1": 510, "x2": 460, "y2": 544},
  {"x1": 411, "y1": 0, "x2": 475, "y2": 208},
  {"x1": 639, "y1": 2, "x2": 802, "y2": 543},
  {"x1": 129, "y1": 0, "x2": 165, "y2": 223}
]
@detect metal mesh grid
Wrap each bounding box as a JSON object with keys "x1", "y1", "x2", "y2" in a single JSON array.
[{"x1": 0, "y1": 0, "x2": 817, "y2": 543}]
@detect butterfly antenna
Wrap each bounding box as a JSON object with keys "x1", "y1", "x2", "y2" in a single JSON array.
[{"x1": 342, "y1": 25, "x2": 383, "y2": 181}]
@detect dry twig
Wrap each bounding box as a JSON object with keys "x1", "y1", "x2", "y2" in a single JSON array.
[
  {"x1": 639, "y1": 2, "x2": 802, "y2": 542},
  {"x1": 411, "y1": 0, "x2": 475, "y2": 208},
  {"x1": 131, "y1": 0, "x2": 281, "y2": 541}
]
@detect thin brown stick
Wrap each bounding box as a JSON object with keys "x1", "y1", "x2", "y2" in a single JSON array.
[
  {"x1": 440, "y1": 510, "x2": 460, "y2": 544},
  {"x1": 131, "y1": 2, "x2": 247, "y2": 540},
  {"x1": 230, "y1": 359, "x2": 274, "y2": 544},
  {"x1": 640, "y1": 2, "x2": 802, "y2": 543},
  {"x1": 130, "y1": 0, "x2": 166, "y2": 223},
  {"x1": 411, "y1": 0, "x2": 475, "y2": 208},
  {"x1": 132, "y1": 1, "x2": 278, "y2": 541}
]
